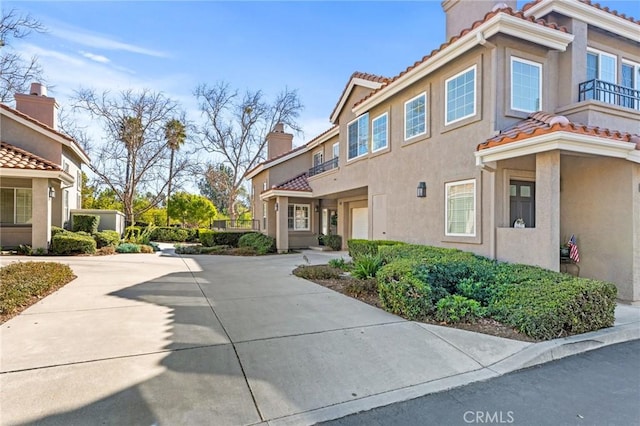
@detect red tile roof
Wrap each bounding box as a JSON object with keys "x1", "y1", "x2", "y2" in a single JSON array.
[
  {"x1": 522, "y1": 0, "x2": 640, "y2": 24},
  {"x1": 477, "y1": 112, "x2": 640, "y2": 151},
  {"x1": 271, "y1": 173, "x2": 312, "y2": 192},
  {"x1": 0, "y1": 141, "x2": 62, "y2": 171},
  {"x1": 0, "y1": 103, "x2": 89, "y2": 160},
  {"x1": 330, "y1": 71, "x2": 389, "y2": 120},
  {"x1": 354, "y1": 7, "x2": 567, "y2": 109}
]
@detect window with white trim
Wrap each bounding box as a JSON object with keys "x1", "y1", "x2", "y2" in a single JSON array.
[
  {"x1": 372, "y1": 113, "x2": 388, "y2": 152},
  {"x1": 622, "y1": 60, "x2": 640, "y2": 109},
  {"x1": 63, "y1": 190, "x2": 69, "y2": 223},
  {"x1": 587, "y1": 49, "x2": 616, "y2": 83},
  {"x1": 347, "y1": 113, "x2": 369, "y2": 160},
  {"x1": 445, "y1": 65, "x2": 476, "y2": 125},
  {"x1": 287, "y1": 204, "x2": 310, "y2": 231},
  {"x1": 313, "y1": 150, "x2": 324, "y2": 167},
  {"x1": 332, "y1": 142, "x2": 339, "y2": 159},
  {"x1": 511, "y1": 57, "x2": 541, "y2": 112},
  {"x1": 404, "y1": 93, "x2": 426, "y2": 140},
  {"x1": 0, "y1": 188, "x2": 33, "y2": 225},
  {"x1": 445, "y1": 179, "x2": 476, "y2": 237}
]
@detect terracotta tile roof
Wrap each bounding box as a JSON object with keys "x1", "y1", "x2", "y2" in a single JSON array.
[
  {"x1": 330, "y1": 71, "x2": 389, "y2": 120},
  {"x1": 0, "y1": 103, "x2": 89, "y2": 160},
  {"x1": 0, "y1": 141, "x2": 62, "y2": 171},
  {"x1": 523, "y1": 0, "x2": 640, "y2": 24},
  {"x1": 477, "y1": 111, "x2": 640, "y2": 150},
  {"x1": 354, "y1": 7, "x2": 567, "y2": 108},
  {"x1": 272, "y1": 173, "x2": 312, "y2": 192}
]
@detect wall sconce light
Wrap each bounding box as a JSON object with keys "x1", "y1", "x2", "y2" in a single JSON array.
[
  {"x1": 314, "y1": 205, "x2": 319, "y2": 213},
  {"x1": 417, "y1": 182, "x2": 427, "y2": 198},
  {"x1": 48, "y1": 187, "x2": 56, "y2": 198},
  {"x1": 275, "y1": 202, "x2": 279, "y2": 212}
]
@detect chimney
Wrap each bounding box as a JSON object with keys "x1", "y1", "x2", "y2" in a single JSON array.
[
  {"x1": 14, "y1": 83, "x2": 59, "y2": 130},
  {"x1": 266, "y1": 122, "x2": 293, "y2": 160},
  {"x1": 441, "y1": 0, "x2": 517, "y2": 40}
]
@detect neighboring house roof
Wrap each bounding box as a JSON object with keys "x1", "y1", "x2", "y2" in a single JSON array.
[
  {"x1": 0, "y1": 141, "x2": 62, "y2": 171},
  {"x1": 523, "y1": 0, "x2": 639, "y2": 24},
  {"x1": 477, "y1": 112, "x2": 640, "y2": 151},
  {"x1": 0, "y1": 103, "x2": 90, "y2": 164},
  {"x1": 329, "y1": 71, "x2": 389, "y2": 124},
  {"x1": 271, "y1": 173, "x2": 312, "y2": 192},
  {"x1": 353, "y1": 6, "x2": 571, "y2": 113}
]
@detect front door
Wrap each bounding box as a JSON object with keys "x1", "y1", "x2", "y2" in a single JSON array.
[{"x1": 510, "y1": 180, "x2": 535, "y2": 227}]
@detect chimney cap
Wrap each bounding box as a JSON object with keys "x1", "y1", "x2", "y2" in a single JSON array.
[
  {"x1": 272, "y1": 123, "x2": 285, "y2": 133},
  {"x1": 29, "y1": 83, "x2": 48, "y2": 97}
]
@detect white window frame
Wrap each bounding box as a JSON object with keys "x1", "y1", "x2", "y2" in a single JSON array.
[
  {"x1": 332, "y1": 142, "x2": 339, "y2": 159},
  {"x1": 0, "y1": 187, "x2": 33, "y2": 225},
  {"x1": 287, "y1": 203, "x2": 310, "y2": 231},
  {"x1": 63, "y1": 189, "x2": 69, "y2": 224},
  {"x1": 445, "y1": 65, "x2": 477, "y2": 126},
  {"x1": 587, "y1": 48, "x2": 617, "y2": 83},
  {"x1": 313, "y1": 150, "x2": 324, "y2": 167},
  {"x1": 510, "y1": 57, "x2": 542, "y2": 113},
  {"x1": 347, "y1": 113, "x2": 369, "y2": 161},
  {"x1": 404, "y1": 92, "x2": 427, "y2": 141},
  {"x1": 371, "y1": 112, "x2": 389, "y2": 152},
  {"x1": 621, "y1": 59, "x2": 640, "y2": 109},
  {"x1": 445, "y1": 179, "x2": 476, "y2": 237}
]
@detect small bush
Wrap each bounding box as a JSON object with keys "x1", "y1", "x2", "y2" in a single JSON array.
[
  {"x1": 17, "y1": 244, "x2": 32, "y2": 255},
  {"x1": 51, "y1": 226, "x2": 66, "y2": 238},
  {"x1": 1, "y1": 262, "x2": 75, "y2": 320},
  {"x1": 490, "y1": 277, "x2": 617, "y2": 340},
  {"x1": 435, "y1": 295, "x2": 486, "y2": 323},
  {"x1": 93, "y1": 230, "x2": 121, "y2": 248},
  {"x1": 347, "y1": 239, "x2": 404, "y2": 261},
  {"x1": 376, "y1": 260, "x2": 431, "y2": 320},
  {"x1": 352, "y1": 254, "x2": 383, "y2": 279},
  {"x1": 238, "y1": 233, "x2": 276, "y2": 255},
  {"x1": 322, "y1": 234, "x2": 343, "y2": 251},
  {"x1": 97, "y1": 246, "x2": 116, "y2": 255},
  {"x1": 51, "y1": 232, "x2": 97, "y2": 255},
  {"x1": 116, "y1": 243, "x2": 141, "y2": 253},
  {"x1": 149, "y1": 227, "x2": 190, "y2": 242},
  {"x1": 140, "y1": 244, "x2": 154, "y2": 253},
  {"x1": 200, "y1": 230, "x2": 255, "y2": 247},
  {"x1": 328, "y1": 258, "x2": 350, "y2": 270},
  {"x1": 72, "y1": 214, "x2": 100, "y2": 234},
  {"x1": 293, "y1": 265, "x2": 342, "y2": 280}
]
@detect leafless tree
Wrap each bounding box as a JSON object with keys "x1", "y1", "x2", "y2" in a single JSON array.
[
  {"x1": 0, "y1": 9, "x2": 46, "y2": 103},
  {"x1": 73, "y1": 88, "x2": 190, "y2": 225},
  {"x1": 195, "y1": 82, "x2": 303, "y2": 220}
]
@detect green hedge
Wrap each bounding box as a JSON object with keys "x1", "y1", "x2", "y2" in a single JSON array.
[
  {"x1": 51, "y1": 232, "x2": 96, "y2": 255},
  {"x1": 200, "y1": 230, "x2": 256, "y2": 248},
  {"x1": 51, "y1": 226, "x2": 66, "y2": 238},
  {"x1": 376, "y1": 259, "x2": 431, "y2": 320},
  {"x1": 72, "y1": 215, "x2": 100, "y2": 234},
  {"x1": 490, "y1": 277, "x2": 617, "y2": 340},
  {"x1": 238, "y1": 233, "x2": 275, "y2": 255},
  {"x1": 347, "y1": 239, "x2": 405, "y2": 261},
  {"x1": 322, "y1": 234, "x2": 343, "y2": 251},
  {"x1": 93, "y1": 230, "x2": 121, "y2": 248},
  {"x1": 149, "y1": 227, "x2": 191, "y2": 242}
]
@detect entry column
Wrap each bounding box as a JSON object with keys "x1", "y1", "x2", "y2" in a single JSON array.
[{"x1": 275, "y1": 196, "x2": 289, "y2": 253}]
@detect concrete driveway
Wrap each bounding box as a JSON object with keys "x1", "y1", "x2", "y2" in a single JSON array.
[{"x1": 1, "y1": 248, "x2": 638, "y2": 425}]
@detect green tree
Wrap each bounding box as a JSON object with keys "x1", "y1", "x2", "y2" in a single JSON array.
[
  {"x1": 167, "y1": 192, "x2": 218, "y2": 227},
  {"x1": 164, "y1": 118, "x2": 186, "y2": 225}
]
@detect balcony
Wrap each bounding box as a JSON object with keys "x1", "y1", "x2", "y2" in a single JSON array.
[
  {"x1": 578, "y1": 79, "x2": 640, "y2": 111},
  {"x1": 309, "y1": 157, "x2": 339, "y2": 177}
]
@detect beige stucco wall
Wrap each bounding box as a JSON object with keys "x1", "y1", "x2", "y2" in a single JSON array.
[{"x1": 1, "y1": 115, "x2": 63, "y2": 163}]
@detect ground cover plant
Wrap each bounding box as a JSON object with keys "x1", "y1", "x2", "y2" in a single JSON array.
[
  {"x1": 295, "y1": 241, "x2": 617, "y2": 341},
  {"x1": 1, "y1": 262, "x2": 76, "y2": 323}
]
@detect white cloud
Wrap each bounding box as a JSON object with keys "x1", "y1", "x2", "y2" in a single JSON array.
[{"x1": 80, "y1": 51, "x2": 110, "y2": 64}]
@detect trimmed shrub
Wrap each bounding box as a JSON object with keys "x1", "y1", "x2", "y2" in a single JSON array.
[
  {"x1": 51, "y1": 226, "x2": 66, "y2": 238},
  {"x1": 322, "y1": 234, "x2": 343, "y2": 251},
  {"x1": 51, "y1": 232, "x2": 97, "y2": 255},
  {"x1": 435, "y1": 295, "x2": 486, "y2": 323},
  {"x1": 149, "y1": 227, "x2": 190, "y2": 242},
  {"x1": 293, "y1": 265, "x2": 342, "y2": 280},
  {"x1": 352, "y1": 254, "x2": 383, "y2": 279},
  {"x1": 490, "y1": 277, "x2": 617, "y2": 340},
  {"x1": 347, "y1": 239, "x2": 404, "y2": 261},
  {"x1": 116, "y1": 243, "x2": 141, "y2": 253},
  {"x1": 376, "y1": 259, "x2": 431, "y2": 320},
  {"x1": 238, "y1": 233, "x2": 276, "y2": 255},
  {"x1": 200, "y1": 230, "x2": 255, "y2": 248},
  {"x1": 377, "y1": 244, "x2": 460, "y2": 264},
  {"x1": 93, "y1": 230, "x2": 120, "y2": 248},
  {"x1": 72, "y1": 214, "x2": 100, "y2": 234}
]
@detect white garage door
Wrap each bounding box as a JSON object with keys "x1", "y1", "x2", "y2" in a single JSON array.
[{"x1": 351, "y1": 207, "x2": 368, "y2": 240}]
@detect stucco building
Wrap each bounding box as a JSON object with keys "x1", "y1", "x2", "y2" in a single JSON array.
[
  {"x1": 0, "y1": 84, "x2": 89, "y2": 251},
  {"x1": 248, "y1": 0, "x2": 640, "y2": 303}
]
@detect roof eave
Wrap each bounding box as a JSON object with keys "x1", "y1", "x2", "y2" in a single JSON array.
[
  {"x1": 259, "y1": 189, "x2": 314, "y2": 200},
  {"x1": 353, "y1": 13, "x2": 573, "y2": 115},
  {"x1": 330, "y1": 78, "x2": 384, "y2": 124},
  {"x1": 0, "y1": 168, "x2": 75, "y2": 183},
  {"x1": 305, "y1": 126, "x2": 340, "y2": 150},
  {"x1": 523, "y1": 0, "x2": 639, "y2": 42}
]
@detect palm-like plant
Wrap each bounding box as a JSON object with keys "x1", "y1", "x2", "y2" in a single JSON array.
[{"x1": 164, "y1": 119, "x2": 186, "y2": 225}]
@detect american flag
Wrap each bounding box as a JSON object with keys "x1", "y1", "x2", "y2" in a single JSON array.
[{"x1": 568, "y1": 234, "x2": 580, "y2": 263}]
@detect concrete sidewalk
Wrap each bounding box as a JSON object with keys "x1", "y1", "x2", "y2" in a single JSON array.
[{"x1": 1, "y1": 248, "x2": 638, "y2": 425}]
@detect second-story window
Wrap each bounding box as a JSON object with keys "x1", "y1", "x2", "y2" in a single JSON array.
[
  {"x1": 511, "y1": 57, "x2": 542, "y2": 113},
  {"x1": 313, "y1": 151, "x2": 323, "y2": 167},
  {"x1": 587, "y1": 49, "x2": 616, "y2": 83},
  {"x1": 372, "y1": 113, "x2": 388, "y2": 152},
  {"x1": 445, "y1": 65, "x2": 476, "y2": 125},
  {"x1": 404, "y1": 93, "x2": 426, "y2": 140},
  {"x1": 622, "y1": 61, "x2": 640, "y2": 109},
  {"x1": 332, "y1": 142, "x2": 339, "y2": 159},
  {"x1": 348, "y1": 113, "x2": 369, "y2": 160}
]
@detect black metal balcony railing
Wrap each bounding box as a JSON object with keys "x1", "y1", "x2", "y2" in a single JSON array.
[
  {"x1": 309, "y1": 157, "x2": 339, "y2": 177},
  {"x1": 211, "y1": 219, "x2": 260, "y2": 231},
  {"x1": 578, "y1": 79, "x2": 640, "y2": 111}
]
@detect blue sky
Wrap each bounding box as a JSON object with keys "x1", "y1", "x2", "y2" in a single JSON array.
[{"x1": 5, "y1": 0, "x2": 640, "y2": 145}]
